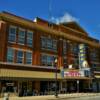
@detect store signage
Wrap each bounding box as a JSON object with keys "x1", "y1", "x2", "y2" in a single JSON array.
[
  {"x1": 79, "y1": 44, "x2": 87, "y2": 69},
  {"x1": 6, "y1": 83, "x2": 14, "y2": 86},
  {"x1": 64, "y1": 71, "x2": 81, "y2": 77}
]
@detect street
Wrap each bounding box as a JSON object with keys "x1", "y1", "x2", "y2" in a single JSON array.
[
  {"x1": 0, "y1": 93, "x2": 100, "y2": 100},
  {"x1": 48, "y1": 95, "x2": 100, "y2": 100},
  {"x1": 66, "y1": 95, "x2": 100, "y2": 100}
]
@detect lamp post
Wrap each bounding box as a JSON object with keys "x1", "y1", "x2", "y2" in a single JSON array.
[
  {"x1": 77, "y1": 80, "x2": 79, "y2": 93},
  {"x1": 54, "y1": 59, "x2": 58, "y2": 98}
]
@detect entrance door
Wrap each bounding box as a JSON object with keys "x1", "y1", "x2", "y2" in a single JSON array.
[
  {"x1": 67, "y1": 81, "x2": 77, "y2": 93},
  {"x1": 22, "y1": 82, "x2": 27, "y2": 96},
  {"x1": 79, "y1": 80, "x2": 84, "y2": 92}
]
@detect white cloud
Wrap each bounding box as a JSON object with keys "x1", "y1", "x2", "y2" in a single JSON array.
[{"x1": 51, "y1": 12, "x2": 78, "y2": 24}]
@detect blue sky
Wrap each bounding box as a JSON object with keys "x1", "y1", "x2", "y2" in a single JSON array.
[{"x1": 0, "y1": 0, "x2": 100, "y2": 40}]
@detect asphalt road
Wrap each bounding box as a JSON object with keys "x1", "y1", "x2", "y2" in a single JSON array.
[
  {"x1": 56, "y1": 95, "x2": 100, "y2": 100},
  {"x1": 1, "y1": 93, "x2": 100, "y2": 100}
]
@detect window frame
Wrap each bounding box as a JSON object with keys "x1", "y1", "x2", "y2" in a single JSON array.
[
  {"x1": 41, "y1": 53, "x2": 57, "y2": 67},
  {"x1": 16, "y1": 50, "x2": 24, "y2": 64},
  {"x1": 7, "y1": 47, "x2": 15, "y2": 63},
  {"x1": 18, "y1": 28, "x2": 25, "y2": 45},
  {"x1": 41, "y1": 36, "x2": 47, "y2": 49},
  {"x1": 47, "y1": 38, "x2": 52, "y2": 50},
  {"x1": 25, "y1": 51, "x2": 32, "y2": 64},
  {"x1": 27, "y1": 30, "x2": 33, "y2": 47},
  {"x1": 8, "y1": 25, "x2": 17, "y2": 43},
  {"x1": 52, "y1": 39, "x2": 57, "y2": 52}
]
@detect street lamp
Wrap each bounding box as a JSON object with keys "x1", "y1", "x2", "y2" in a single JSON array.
[{"x1": 54, "y1": 58, "x2": 58, "y2": 98}]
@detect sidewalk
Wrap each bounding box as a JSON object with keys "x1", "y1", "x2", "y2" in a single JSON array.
[{"x1": 0, "y1": 93, "x2": 100, "y2": 100}]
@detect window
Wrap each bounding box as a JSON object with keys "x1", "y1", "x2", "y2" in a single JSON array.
[
  {"x1": 18, "y1": 28, "x2": 25, "y2": 44},
  {"x1": 47, "y1": 56, "x2": 54, "y2": 66},
  {"x1": 8, "y1": 26, "x2": 16, "y2": 42},
  {"x1": 63, "y1": 57, "x2": 67, "y2": 68},
  {"x1": 41, "y1": 36, "x2": 46, "y2": 49},
  {"x1": 41, "y1": 54, "x2": 47, "y2": 66},
  {"x1": 63, "y1": 40, "x2": 67, "y2": 55},
  {"x1": 41, "y1": 54, "x2": 57, "y2": 67},
  {"x1": 26, "y1": 52, "x2": 32, "y2": 64},
  {"x1": 27, "y1": 31, "x2": 33, "y2": 47},
  {"x1": 7, "y1": 48, "x2": 14, "y2": 62},
  {"x1": 47, "y1": 38, "x2": 52, "y2": 50},
  {"x1": 52, "y1": 40, "x2": 57, "y2": 52},
  {"x1": 41, "y1": 36, "x2": 57, "y2": 52},
  {"x1": 17, "y1": 50, "x2": 24, "y2": 63},
  {"x1": 71, "y1": 44, "x2": 78, "y2": 55}
]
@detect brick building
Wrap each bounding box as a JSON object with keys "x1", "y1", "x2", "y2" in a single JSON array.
[{"x1": 0, "y1": 11, "x2": 100, "y2": 97}]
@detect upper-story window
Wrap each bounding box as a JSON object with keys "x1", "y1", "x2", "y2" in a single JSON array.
[
  {"x1": 27, "y1": 31, "x2": 33, "y2": 47},
  {"x1": 41, "y1": 54, "x2": 57, "y2": 67},
  {"x1": 63, "y1": 40, "x2": 67, "y2": 55},
  {"x1": 52, "y1": 40, "x2": 57, "y2": 51},
  {"x1": 8, "y1": 26, "x2": 16, "y2": 43},
  {"x1": 63, "y1": 57, "x2": 67, "y2": 68},
  {"x1": 41, "y1": 36, "x2": 57, "y2": 52},
  {"x1": 16, "y1": 50, "x2": 24, "y2": 64},
  {"x1": 47, "y1": 55, "x2": 54, "y2": 66},
  {"x1": 90, "y1": 49, "x2": 99, "y2": 62},
  {"x1": 41, "y1": 36, "x2": 46, "y2": 49},
  {"x1": 7, "y1": 48, "x2": 14, "y2": 62},
  {"x1": 26, "y1": 52, "x2": 32, "y2": 64},
  {"x1": 71, "y1": 44, "x2": 79, "y2": 55},
  {"x1": 41, "y1": 54, "x2": 47, "y2": 66},
  {"x1": 47, "y1": 38, "x2": 52, "y2": 50},
  {"x1": 18, "y1": 28, "x2": 25, "y2": 45}
]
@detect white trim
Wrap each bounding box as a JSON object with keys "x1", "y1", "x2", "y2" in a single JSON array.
[
  {"x1": 7, "y1": 46, "x2": 32, "y2": 52},
  {"x1": 0, "y1": 62, "x2": 57, "y2": 70}
]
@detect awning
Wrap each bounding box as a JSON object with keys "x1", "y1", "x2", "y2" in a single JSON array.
[
  {"x1": 95, "y1": 75, "x2": 100, "y2": 78},
  {"x1": 0, "y1": 68, "x2": 61, "y2": 79},
  {"x1": 0, "y1": 68, "x2": 93, "y2": 80}
]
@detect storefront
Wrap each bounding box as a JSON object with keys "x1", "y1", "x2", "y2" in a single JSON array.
[
  {"x1": 60, "y1": 69, "x2": 93, "y2": 93},
  {"x1": 0, "y1": 68, "x2": 62, "y2": 97},
  {"x1": 0, "y1": 67, "x2": 93, "y2": 97},
  {"x1": 92, "y1": 77, "x2": 100, "y2": 92}
]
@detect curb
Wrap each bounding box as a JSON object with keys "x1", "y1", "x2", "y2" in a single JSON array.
[{"x1": 0, "y1": 93, "x2": 100, "y2": 100}]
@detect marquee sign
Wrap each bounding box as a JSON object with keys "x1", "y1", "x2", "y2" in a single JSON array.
[
  {"x1": 64, "y1": 71, "x2": 81, "y2": 77},
  {"x1": 61, "y1": 69, "x2": 91, "y2": 78},
  {"x1": 79, "y1": 44, "x2": 87, "y2": 69}
]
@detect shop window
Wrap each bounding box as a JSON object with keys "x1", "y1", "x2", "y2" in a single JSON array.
[
  {"x1": 8, "y1": 25, "x2": 16, "y2": 43},
  {"x1": 27, "y1": 31, "x2": 33, "y2": 47},
  {"x1": 7, "y1": 48, "x2": 14, "y2": 62},
  {"x1": 26, "y1": 52, "x2": 32, "y2": 64},
  {"x1": 18, "y1": 28, "x2": 25, "y2": 45},
  {"x1": 16, "y1": 50, "x2": 24, "y2": 63}
]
